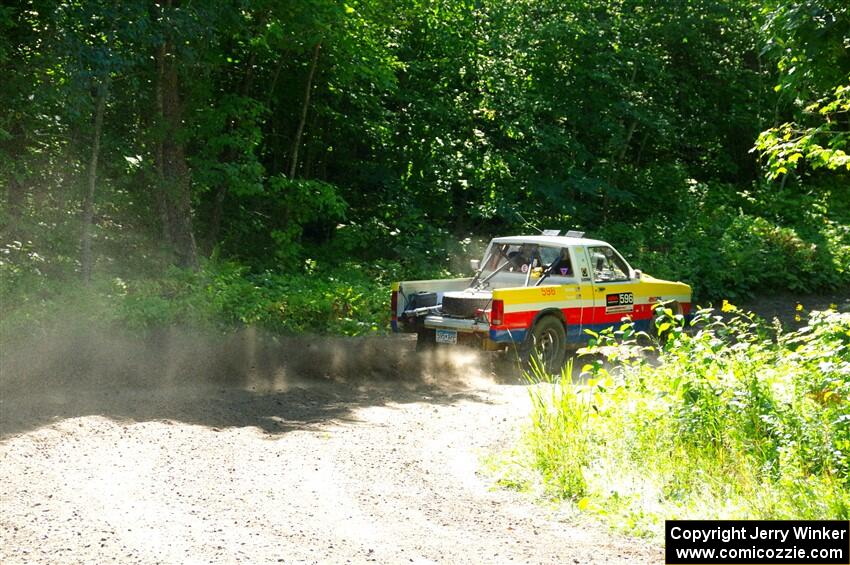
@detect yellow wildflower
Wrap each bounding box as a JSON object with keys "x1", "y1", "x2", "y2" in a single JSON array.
[
  {"x1": 721, "y1": 299, "x2": 736, "y2": 313},
  {"x1": 796, "y1": 303, "x2": 804, "y2": 312}
]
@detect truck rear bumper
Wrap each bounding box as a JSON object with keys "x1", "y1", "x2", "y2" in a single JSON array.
[
  {"x1": 423, "y1": 315, "x2": 490, "y2": 333},
  {"x1": 423, "y1": 315, "x2": 528, "y2": 345},
  {"x1": 422, "y1": 315, "x2": 506, "y2": 351}
]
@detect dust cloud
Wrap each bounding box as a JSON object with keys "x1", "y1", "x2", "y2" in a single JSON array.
[
  {"x1": 0, "y1": 321, "x2": 519, "y2": 438},
  {"x1": 2, "y1": 324, "x2": 511, "y2": 390}
]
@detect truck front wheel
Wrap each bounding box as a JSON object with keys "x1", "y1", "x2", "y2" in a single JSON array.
[{"x1": 520, "y1": 315, "x2": 567, "y2": 375}]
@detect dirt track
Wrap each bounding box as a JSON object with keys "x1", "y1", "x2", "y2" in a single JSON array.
[
  {"x1": 0, "y1": 332, "x2": 658, "y2": 564},
  {"x1": 4, "y1": 293, "x2": 849, "y2": 564}
]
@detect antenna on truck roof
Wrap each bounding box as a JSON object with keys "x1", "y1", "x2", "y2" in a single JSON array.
[{"x1": 514, "y1": 211, "x2": 543, "y2": 235}]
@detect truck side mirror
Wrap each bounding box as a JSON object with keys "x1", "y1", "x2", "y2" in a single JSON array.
[
  {"x1": 634, "y1": 269, "x2": 642, "y2": 280},
  {"x1": 470, "y1": 259, "x2": 481, "y2": 272}
]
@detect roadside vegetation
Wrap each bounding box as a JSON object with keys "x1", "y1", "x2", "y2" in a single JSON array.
[
  {"x1": 1, "y1": 259, "x2": 406, "y2": 340},
  {"x1": 491, "y1": 304, "x2": 850, "y2": 537}
]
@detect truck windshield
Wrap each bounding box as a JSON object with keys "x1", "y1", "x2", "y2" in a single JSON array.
[
  {"x1": 475, "y1": 242, "x2": 574, "y2": 288},
  {"x1": 481, "y1": 243, "x2": 541, "y2": 276}
]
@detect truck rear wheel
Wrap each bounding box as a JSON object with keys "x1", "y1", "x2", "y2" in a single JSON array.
[
  {"x1": 520, "y1": 315, "x2": 567, "y2": 375},
  {"x1": 416, "y1": 328, "x2": 437, "y2": 351}
]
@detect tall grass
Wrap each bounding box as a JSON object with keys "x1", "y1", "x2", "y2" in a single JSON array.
[
  {"x1": 498, "y1": 304, "x2": 850, "y2": 537},
  {"x1": 525, "y1": 358, "x2": 594, "y2": 499}
]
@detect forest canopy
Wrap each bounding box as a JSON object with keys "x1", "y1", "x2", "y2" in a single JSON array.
[{"x1": 1, "y1": 0, "x2": 848, "y2": 334}]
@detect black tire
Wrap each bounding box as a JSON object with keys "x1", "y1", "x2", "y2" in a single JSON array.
[
  {"x1": 520, "y1": 315, "x2": 567, "y2": 375},
  {"x1": 416, "y1": 328, "x2": 437, "y2": 351}
]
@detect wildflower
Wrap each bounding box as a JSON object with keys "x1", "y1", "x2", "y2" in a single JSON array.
[
  {"x1": 829, "y1": 303, "x2": 838, "y2": 311},
  {"x1": 721, "y1": 300, "x2": 736, "y2": 313},
  {"x1": 795, "y1": 314, "x2": 802, "y2": 322},
  {"x1": 796, "y1": 303, "x2": 804, "y2": 312}
]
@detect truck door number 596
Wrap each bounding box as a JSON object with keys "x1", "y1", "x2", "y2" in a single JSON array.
[
  {"x1": 540, "y1": 288, "x2": 556, "y2": 297},
  {"x1": 605, "y1": 292, "x2": 635, "y2": 313}
]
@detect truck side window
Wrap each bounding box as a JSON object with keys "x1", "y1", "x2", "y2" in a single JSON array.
[
  {"x1": 588, "y1": 246, "x2": 629, "y2": 282},
  {"x1": 539, "y1": 246, "x2": 573, "y2": 278}
]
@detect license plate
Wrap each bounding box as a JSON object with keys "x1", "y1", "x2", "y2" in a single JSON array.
[{"x1": 435, "y1": 329, "x2": 458, "y2": 345}]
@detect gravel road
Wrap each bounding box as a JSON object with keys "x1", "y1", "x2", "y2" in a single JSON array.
[{"x1": 0, "y1": 334, "x2": 658, "y2": 565}]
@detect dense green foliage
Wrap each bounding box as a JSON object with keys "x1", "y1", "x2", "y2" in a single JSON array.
[
  {"x1": 1, "y1": 0, "x2": 848, "y2": 330},
  {"x1": 493, "y1": 305, "x2": 850, "y2": 536},
  {"x1": 756, "y1": 0, "x2": 850, "y2": 178},
  {"x1": 1, "y1": 259, "x2": 412, "y2": 339}
]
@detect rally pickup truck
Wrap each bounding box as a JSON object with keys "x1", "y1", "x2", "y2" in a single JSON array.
[{"x1": 391, "y1": 231, "x2": 692, "y2": 372}]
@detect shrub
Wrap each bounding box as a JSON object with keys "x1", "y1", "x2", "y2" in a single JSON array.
[
  {"x1": 119, "y1": 260, "x2": 399, "y2": 336},
  {"x1": 501, "y1": 304, "x2": 850, "y2": 537},
  {"x1": 599, "y1": 209, "x2": 850, "y2": 301}
]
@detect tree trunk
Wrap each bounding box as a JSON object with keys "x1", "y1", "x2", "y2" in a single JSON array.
[
  {"x1": 2, "y1": 122, "x2": 28, "y2": 236},
  {"x1": 56, "y1": 124, "x2": 82, "y2": 217},
  {"x1": 635, "y1": 131, "x2": 649, "y2": 167},
  {"x1": 155, "y1": 42, "x2": 172, "y2": 244},
  {"x1": 289, "y1": 42, "x2": 321, "y2": 179},
  {"x1": 2, "y1": 176, "x2": 24, "y2": 238},
  {"x1": 155, "y1": 2, "x2": 199, "y2": 270},
  {"x1": 265, "y1": 58, "x2": 284, "y2": 108},
  {"x1": 6, "y1": 177, "x2": 24, "y2": 220},
  {"x1": 617, "y1": 119, "x2": 638, "y2": 163},
  {"x1": 207, "y1": 185, "x2": 227, "y2": 251},
  {"x1": 80, "y1": 80, "x2": 108, "y2": 283},
  {"x1": 302, "y1": 113, "x2": 320, "y2": 179},
  {"x1": 615, "y1": 64, "x2": 639, "y2": 165},
  {"x1": 161, "y1": 53, "x2": 199, "y2": 269},
  {"x1": 207, "y1": 51, "x2": 258, "y2": 250}
]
